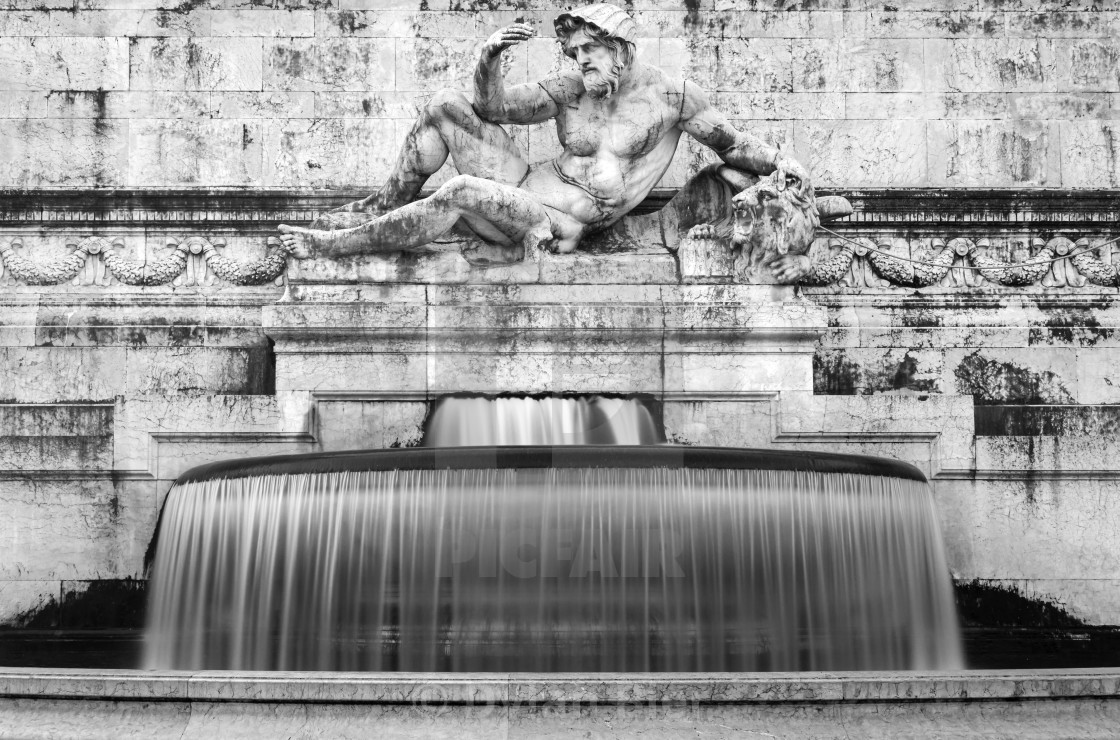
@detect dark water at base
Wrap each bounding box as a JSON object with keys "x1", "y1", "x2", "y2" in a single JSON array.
[{"x1": 4, "y1": 627, "x2": 1119, "y2": 671}]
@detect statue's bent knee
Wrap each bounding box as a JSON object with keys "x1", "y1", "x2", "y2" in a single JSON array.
[
  {"x1": 435, "y1": 174, "x2": 486, "y2": 203},
  {"x1": 424, "y1": 89, "x2": 476, "y2": 124}
]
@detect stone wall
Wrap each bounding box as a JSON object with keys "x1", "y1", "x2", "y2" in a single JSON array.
[
  {"x1": 2, "y1": 0, "x2": 1119, "y2": 190},
  {"x1": 3, "y1": 188, "x2": 1120, "y2": 631},
  {"x1": 3, "y1": 0, "x2": 1120, "y2": 638}
]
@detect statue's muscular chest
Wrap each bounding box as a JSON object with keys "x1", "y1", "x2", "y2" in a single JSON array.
[{"x1": 555, "y1": 94, "x2": 677, "y2": 160}]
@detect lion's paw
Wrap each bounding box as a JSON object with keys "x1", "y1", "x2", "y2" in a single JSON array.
[{"x1": 687, "y1": 224, "x2": 720, "y2": 240}]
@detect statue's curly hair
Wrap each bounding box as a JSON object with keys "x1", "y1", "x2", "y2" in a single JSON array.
[{"x1": 554, "y1": 16, "x2": 636, "y2": 69}]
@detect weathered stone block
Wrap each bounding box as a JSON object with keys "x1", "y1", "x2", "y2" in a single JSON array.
[
  {"x1": 662, "y1": 399, "x2": 776, "y2": 448},
  {"x1": 210, "y1": 9, "x2": 313, "y2": 36},
  {"x1": 428, "y1": 350, "x2": 663, "y2": 395},
  {"x1": 0, "y1": 37, "x2": 128, "y2": 91},
  {"x1": 266, "y1": 38, "x2": 395, "y2": 92},
  {"x1": 0, "y1": 347, "x2": 126, "y2": 403},
  {"x1": 396, "y1": 37, "x2": 526, "y2": 92},
  {"x1": 928, "y1": 120, "x2": 1060, "y2": 187},
  {"x1": 0, "y1": 404, "x2": 113, "y2": 471},
  {"x1": 685, "y1": 37, "x2": 793, "y2": 93},
  {"x1": 794, "y1": 120, "x2": 927, "y2": 187},
  {"x1": 1061, "y1": 120, "x2": 1120, "y2": 187},
  {"x1": 0, "y1": 580, "x2": 59, "y2": 627},
  {"x1": 1007, "y1": 11, "x2": 1120, "y2": 39},
  {"x1": 795, "y1": 38, "x2": 925, "y2": 93},
  {"x1": 946, "y1": 347, "x2": 1079, "y2": 404},
  {"x1": 0, "y1": 478, "x2": 142, "y2": 581},
  {"x1": 539, "y1": 252, "x2": 678, "y2": 285},
  {"x1": 845, "y1": 10, "x2": 1004, "y2": 38},
  {"x1": 317, "y1": 9, "x2": 510, "y2": 38},
  {"x1": 130, "y1": 37, "x2": 263, "y2": 91},
  {"x1": 276, "y1": 352, "x2": 426, "y2": 393},
  {"x1": 211, "y1": 91, "x2": 314, "y2": 118},
  {"x1": 48, "y1": 9, "x2": 209, "y2": 36},
  {"x1": 262, "y1": 117, "x2": 399, "y2": 189},
  {"x1": 722, "y1": 92, "x2": 845, "y2": 120},
  {"x1": 315, "y1": 400, "x2": 426, "y2": 451},
  {"x1": 926, "y1": 38, "x2": 1056, "y2": 93},
  {"x1": 121, "y1": 347, "x2": 272, "y2": 396},
  {"x1": 665, "y1": 349, "x2": 813, "y2": 395},
  {"x1": 1058, "y1": 39, "x2": 1120, "y2": 91},
  {"x1": 736, "y1": 10, "x2": 843, "y2": 38},
  {"x1": 1012, "y1": 92, "x2": 1118, "y2": 120},
  {"x1": 312, "y1": 91, "x2": 423, "y2": 119},
  {"x1": 936, "y1": 475, "x2": 1120, "y2": 583},
  {"x1": 114, "y1": 395, "x2": 289, "y2": 471},
  {"x1": 128, "y1": 119, "x2": 263, "y2": 186}
]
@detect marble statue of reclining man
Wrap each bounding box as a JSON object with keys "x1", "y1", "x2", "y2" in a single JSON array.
[{"x1": 278, "y1": 2, "x2": 813, "y2": 276}]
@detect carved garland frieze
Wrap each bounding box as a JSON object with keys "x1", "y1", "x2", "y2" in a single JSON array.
[
  {"x1": 0, "y1": 236, "x2": 292, "y2": 288},
  {"x1": 680, "y1": 231, "x2": 1120, "y2": 289}
]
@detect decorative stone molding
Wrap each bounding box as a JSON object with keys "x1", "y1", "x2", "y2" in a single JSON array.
[
  {"x1": 1, "y1": 188, "x2": 1118, "y2": 290},
  {"x1": 0, "y1": 238, "x2": 91, "y2": 285},
  {"x1": 202, "y1": 237, "x2": 290, "y2": 286},
  {"x1": 0, "y1": 235, "x2": 291, "y2": 288}
]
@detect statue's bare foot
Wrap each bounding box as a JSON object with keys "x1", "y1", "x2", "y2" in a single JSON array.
[
  {"x1": 277, "y1": 225, "x2": 318, "y2": 260},
  {"x1": 768, "y1": 254, "x2": 812, "y2": 284}
]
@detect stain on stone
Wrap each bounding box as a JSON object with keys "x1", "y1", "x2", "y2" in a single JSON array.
[
  {"x1": 60, "y1": 580, "x2": 147, "y2": 630},
  {"x1": 995, "y1": 44, "x2": 1044, "y2": 88},
  {"x1": 814, "y1": 350, "x2": 860, "y2": 395},
  {"x1": 1070, "y1": 41, "x2": 1120, "y2": 88},
  {"x1": 976, "y1": 404, "x2": 1120, "y2": 437},
  {"x1": 335, "y1": 9, "x2": 368, "y2": 35},
  {"x1": 172, "y1": 0, "x2": 207, "y2": 13},
  {"x1": 956, "y1": 579, "x2": 1086, "y2": 629},
  {"x1": 167, "y1": 324, "x2": 204, "y2": 347},
  {"x1": 814, "y1": 350, "x2": 935, "y2": 395},
  {"x1": 271, "y1": 47, "x2": 305, "y2": 81},
  {"x1": 3, "y1": 579, "x2": 146, "y2": 631},
  {"x1": 244, "y1": 339, "x2": 276, "y2": 396},
  {"x1": 890, "y1": 352, "x2": 931, "y2": 391},
  {"x1": 682, "y1": 0, "x2": 702, "y2": 30},
  {"x1": 954, "y1": 351, "x2": 1075, "y2": 405},
  {"x1": 1030, "y1": 306, "x2": 1111, "y2": 346},
  {"x1": 241, "y1": 124, "x2": 254, "y2": 149},
  {"x1": 899, "y1": 309, "x2": 943, "y2": 328},
  {"x1": 1004, "y1": 128, "x2": 1045, "y2": 183}
]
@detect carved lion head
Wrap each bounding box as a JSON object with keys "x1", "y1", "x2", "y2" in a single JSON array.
[{"x1": 731, "y1": 170, "x2": 820, "y2": 259}]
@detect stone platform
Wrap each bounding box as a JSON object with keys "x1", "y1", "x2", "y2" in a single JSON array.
[{"x1": 0, "y1": 668, "x2": 1117, "y2": 739}]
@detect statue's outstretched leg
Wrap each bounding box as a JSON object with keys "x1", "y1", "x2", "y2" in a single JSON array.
[
  {"x1": 335, "y1": 90, "x2": 529, "y2": 217},
  {"x1": 280, "y1": 175, "x2": 582, "y2": 259}
]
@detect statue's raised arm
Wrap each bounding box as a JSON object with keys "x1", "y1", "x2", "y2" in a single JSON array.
[{"x1": 473, "y1": 23, "x2": 559, "y2": 125}]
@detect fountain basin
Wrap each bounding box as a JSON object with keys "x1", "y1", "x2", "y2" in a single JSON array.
[
  {"x1": 0, "y1": 667, "x2": 1118, "y2": 739},
  {"x1": 146, "y1": 445, "x2": 961, "y2": 673}
]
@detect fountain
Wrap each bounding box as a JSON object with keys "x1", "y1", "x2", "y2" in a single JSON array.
[{"x1": 144, "y1": 397, "x2": 963, "y2": 672}]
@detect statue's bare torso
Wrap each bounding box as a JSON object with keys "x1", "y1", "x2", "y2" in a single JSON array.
[{"x1": 523, "y1": 66, "x2": 684, "y2": 231}]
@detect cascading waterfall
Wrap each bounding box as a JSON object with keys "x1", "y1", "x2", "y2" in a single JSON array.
[
  {"x1": 144, "y1": 446, "x2": 964, "y2": 672},
  {"x1": 424, "y1": 396, "x2": 661, "y2": 446}
]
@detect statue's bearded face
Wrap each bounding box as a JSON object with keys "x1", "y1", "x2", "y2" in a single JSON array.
[{"x1": 565, "y1": 29, "x2": 622, "y2": 99}]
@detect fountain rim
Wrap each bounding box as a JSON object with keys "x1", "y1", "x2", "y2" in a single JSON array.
[{"x1": 173, "y1": 445, "x2": 927, "y2": 485}]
